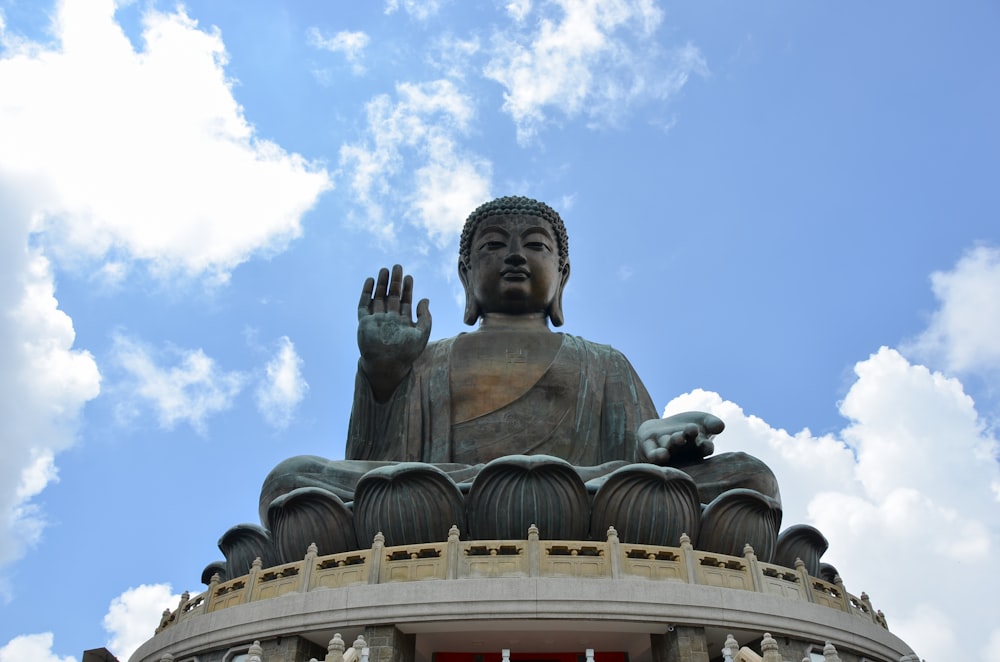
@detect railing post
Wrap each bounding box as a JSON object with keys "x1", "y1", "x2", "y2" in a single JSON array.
[
  {"x1": 301, "y1": 542, "x2": 318, "y2": 592},
  {"x1": 369, "y1": 533, "x2": 385, "y2": 584},
  {"x1": 680, "y1": 533, "x2": 697, "y2": 584},
  {"x1": 833, "y1": 575, "x2": 851, "y2": 614},
  {"x1": 528, "y1": 524, "x2": 541, "y2": 577},
  {"x1": 722, "y1": 634, "x2": 739, "y2": 662},
  {"x1": 761, "y1": 633, "x2": 781, "y2": 662},
  {"x1": 447, "y1": 525, "x2": 461, "y2": 579},
  {"x1": 326, "y1": 633, "x2": 346, "y2": 662},
  {"x1": 243, "y1": 558, "x2": 262, "y2": 604},
  {"x1": 860, "y1": 591, "x2": 877, "y2": 623},
  {"x1": 607, "y1": 527, "x2": 622, "y2": 579},
  {"x1": 744, "y1": 544, "x2": 764, "y2": 593},
  {"x1": 794, "y1": 558, "x2": 815, "y2": 603},
  {"x1": 204, "y1": 573, "x2": 221, "y2": 612}
]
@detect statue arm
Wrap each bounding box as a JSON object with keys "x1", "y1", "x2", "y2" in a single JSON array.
[{"x1": 346, "y1": 367, "x2": 414, "y2": 461}]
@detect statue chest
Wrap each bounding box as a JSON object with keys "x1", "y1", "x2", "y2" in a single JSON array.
[{"x1": 449, "y1": 332, "x2": 562, "y2": 424}]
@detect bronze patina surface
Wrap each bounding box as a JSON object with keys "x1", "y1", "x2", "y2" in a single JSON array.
[{"x1": 230, "y1": 197, "x2": 804, "y2": 576}]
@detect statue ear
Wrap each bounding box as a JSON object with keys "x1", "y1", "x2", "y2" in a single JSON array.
[
  {"x1": 458, "y1": 260, "x2": 481, "y2": 325},
  {"x1": 548, "y1": 262, "x2": 571, "y2": 327}
]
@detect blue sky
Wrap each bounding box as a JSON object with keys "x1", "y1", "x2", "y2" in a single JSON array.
[{"x1": 0, "y1": 0, "x2": 998, "y2": 659}]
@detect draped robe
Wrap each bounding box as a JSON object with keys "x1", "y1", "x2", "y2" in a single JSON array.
[{"x1": 346, "y1": 333, "x2": 659, "y2": 467}]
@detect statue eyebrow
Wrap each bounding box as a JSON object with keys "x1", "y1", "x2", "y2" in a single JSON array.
[{"x1": 477, "y1": 224, "x2": 511, "y2": 238}]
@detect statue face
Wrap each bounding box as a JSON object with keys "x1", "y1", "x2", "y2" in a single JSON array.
[{"x1": 465, "y1": 214, "x2": 565, "y2": 318}]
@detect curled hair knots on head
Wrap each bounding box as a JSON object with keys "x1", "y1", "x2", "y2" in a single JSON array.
[{"x1": 459, "y1": 196, "x2": 569, "y2": 270}]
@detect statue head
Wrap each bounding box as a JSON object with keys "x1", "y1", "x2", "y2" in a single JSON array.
[{"x1": 458, "y1": 196, "x2": 571, "y2": 326}]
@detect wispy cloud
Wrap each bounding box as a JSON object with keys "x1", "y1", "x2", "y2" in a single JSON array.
[
  {"x1": 112, "y1": 336, "x2": 246, "y2": 434},
  {"x1": 384, "y1": 0, "x2": 447, "y2": 20},
  {"x1": 307, "y1": 27, "x2": 370, "y2": 75},
  {"x1": 484, "y1": 0, "x2": 707, "y2": 144},
  {"x1": 255, "y1": 337, "x2": 308, "y2": 429},
  {"x1": 339, "y1": 80, "x2": 491, "y2": 243}
]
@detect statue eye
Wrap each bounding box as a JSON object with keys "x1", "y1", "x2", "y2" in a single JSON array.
[
  {"x1": 479, "y1": 240, "x2": 505, "y2": 251},
  {"x1": 525, "y1": 241, "x2": 550, "y2": 251}
]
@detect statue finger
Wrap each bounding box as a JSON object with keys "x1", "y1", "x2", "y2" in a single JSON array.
[
  {"x1": 386, "y1": 264, "x2": 404, "y2": 312},
  {"x1": 641, "y1": 438, "x2": 669, "y2": 464},
  {"x1": 683, "y1": 423, "x2": 700, "y2": 440},
  {"x1": 415, "y1": 298, "x2": 432, "y2": 337},
  {"x1": 703, "y1": 413, "x2": 725, "y2": 435},
  {"x1": 358, "y1": 277, "x2": 375, "y2": 319},
  {"x1": 400, "y1": 275, "x2": 414, "y2": 320},
  {"x1": 666, "y1": 431, "x2": 687, "y2": 451},
  {"x1": 372, "y1": 267, "x2": 390, "y2": 313}
]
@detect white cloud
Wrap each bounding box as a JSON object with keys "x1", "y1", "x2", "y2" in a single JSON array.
[
  {"x1": 103, "y1": 583, "x2": 181, "y2": 661},
  {"x1": 384, "y1": 0, "x2": 446, "y2": 20},
  {"x1": 906, "y1": 245, "x2": 1000, "y2": 375},
  {"x1": 0, "y1": 0, "x2": 329, "y2": 572},
  {"x1": 256, "y1": 336, "x2": 309, "y2": 429},
  {"x1": 0, "y1": 0, "x2": 331, "y2": 284},
  {"x1": 484, "y1": 0, "x2": 707, "y2": 144},
  {"x1": 112, "y1": 335, "x2": 246, "y2": 434},
  {"x1": 427, "y1": 34, "x2": 481, "y2": 80},
  {"x1": 307, "y1": 27, "x2": 370, "y2": 74},
  {"x1": 506, "y1": 0, "x2": 533, "y2": 22},
  {"x1": 663, "y1": 346, "x2": 999, "y2": 661},
  {"x1": 0, "y1": 201, "x2": 100, "y2": 567},
  {"x1": 339, "y1": 80, "x2": 492, "y2": 244},
  {"x1": 0, "y1": 632, "x2": 76, "y2": 662}
]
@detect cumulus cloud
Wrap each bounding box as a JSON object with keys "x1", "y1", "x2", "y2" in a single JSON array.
[
  {"x1": 0, "y1": 198, "x2": 100, "y2": 568},
  {"x1": 339, "y1": 80, "x2": 491, "y2": 243},
  {"x1": 906, "y1": 245, "x2": 1000, "y2": 375},
  {"x1": 103, "y1": 583, "x2": 181, "y2": 661},
  {"x1": 0, "y1": 632, "x2": 75, "y2": 662},
  {"x1": 484, "y1": 0, "x2": 707, "y2": 143},
  {"x1": 112, "y1": 336, "x2": 245, "y2": 434},
  {"x1": 0, "y1": 0, "x2": 329, "y2": 572},
  {"x1": 663, "y1": 346, "x2": 999, "y2": 661},
  {"x1": 0, "y1": 0, "x2": 331, "y2": 284},
  {"x1": 307, "y1": 27, "x2": 370, "y2": 74},
  {"x1": 255, "y1": 336, "x2": 308, "y2": 429}
]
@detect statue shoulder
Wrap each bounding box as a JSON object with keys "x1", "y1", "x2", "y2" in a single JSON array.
[{"x1": 561, "y1": 333, "x2": 630, "y2": 362}]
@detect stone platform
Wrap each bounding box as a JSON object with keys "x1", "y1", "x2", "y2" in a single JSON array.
[{"x1": 133, "y1": 528, "x2": 915, "y2": 662}]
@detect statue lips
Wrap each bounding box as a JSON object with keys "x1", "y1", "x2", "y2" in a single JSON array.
[{"x1": 501, "y1": 267, "x2": 530, "y2": 281}]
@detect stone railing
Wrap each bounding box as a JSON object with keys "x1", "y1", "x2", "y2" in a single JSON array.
[{"x1": 156, "y1": 525, "x2": 887, "y2": 634}]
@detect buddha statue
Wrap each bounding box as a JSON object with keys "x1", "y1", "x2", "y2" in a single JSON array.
[{"x1": 220, "y1": 197, "x2": 790, "y2": 579}]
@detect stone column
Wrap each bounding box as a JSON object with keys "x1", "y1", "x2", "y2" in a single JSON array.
[
  {"x1": 650, "y1": 626, "x2": 710, "y2": 662},
  {"x1": 364, "y1": 625, "x2": 416, "y2": 662}
]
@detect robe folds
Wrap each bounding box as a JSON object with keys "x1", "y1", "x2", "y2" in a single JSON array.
[{"x1": 346, "y1": 333, "x2": 659, "y2": 467}]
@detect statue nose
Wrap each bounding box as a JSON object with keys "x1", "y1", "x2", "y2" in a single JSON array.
[
  {"x1": 504, "y1": 240, "x2": 527, "y2": 265},
  {"x1": 504, "y1": 251, "x2": 526, "y2": 266}
]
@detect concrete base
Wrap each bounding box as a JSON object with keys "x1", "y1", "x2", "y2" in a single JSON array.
[{"x1": 131, "y1": 577, "x2": 913, "y2": 662}]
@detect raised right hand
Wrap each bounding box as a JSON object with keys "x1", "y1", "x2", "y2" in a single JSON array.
[{"x1": 357, "y1": 265, "x2": 431, "y2": 400}]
